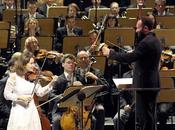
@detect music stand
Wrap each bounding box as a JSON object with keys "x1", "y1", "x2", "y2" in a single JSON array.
[
  {"x1": 20, "y1": 36, "x2": 53, "y2": 51},
  {"x1": 157, "y1": 77, "x2": 175, "y2": 102},
  {"x1": 3, "y1": 9, "x2": 28, "y2": 25},
  {"x1": 156, "y1": 16, "x2": 175, "y2": 29},
  {"x1": 113, "y1": 78, "x2": 133, "y2": 130},
  {"x1": 37, "y1": 18, "x2": 55, "y2": 36},
  {"x1": 156, "y1": 77, "x2": 175, "y2": 128},
  {"x1": 154, "y1": 29, "x2": 175, "y2": 47},
  {"x1": 126, "y1": 8, "x2": 152, "y2": 18},
  {"x1": 0, "y1": 30, "x2": 9, "y2": 48},
  {"x1": 47, "y1": 6, "x2": 68, "y2": 18},
  {"x1": 58, "y1": 85, "x2": 103, "y2": 130},
  {"x1": 118, "y1": 18, "x2": 137, "y2": 28},
  {"x1": 75, "y1": 19, "x2": 93, "y2": 36},
  {"x1": 63, "y1": 36, "x2": 90, "y2": 55},
  {"x1": 0, "y1": 21, "x2": 11, "y2": 30},
  {"x1": 91, "y1": 56, "x2": 106, "y2": 75},
  {"x1": 88, "y1": 8, "x2": 110, "y2": 22},
  {"x1": 104, "y1": 28, "x2": 135, "y2": 77},
  {"x1": 104, "y1": 28, "x2": 135, "y2": 46}
]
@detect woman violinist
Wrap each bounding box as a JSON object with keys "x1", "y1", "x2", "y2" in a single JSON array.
[{"x1": 3, "y1": 51, "x2": 57, "y2": 130}]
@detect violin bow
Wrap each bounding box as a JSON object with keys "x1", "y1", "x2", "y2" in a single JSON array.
[{"x1": 31, "y1": 54, "x2": 48, "y2": 97}]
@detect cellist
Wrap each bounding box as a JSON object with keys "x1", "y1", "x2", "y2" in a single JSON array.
[
  {"x1": 76, "y1": 50, "x2": 110, "y2": 130},
  {"x1": 49, "y1": 54, "x2": 85, "y2": 130}
]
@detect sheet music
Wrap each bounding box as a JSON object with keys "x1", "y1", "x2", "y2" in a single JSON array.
[{"x1": 113, "y1": 78, "x2": 133, "y2": 87}]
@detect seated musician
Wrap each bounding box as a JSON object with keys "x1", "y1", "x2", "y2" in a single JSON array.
[
  {"x1": 84, "y1": 0, "x2": 106, "y2": 16},
  {"x1": 152, "y1": 0, "x2": 174, "y2": 16},
  {"x1": 128, "y1": 0, "x2": 146, "y2": 8},
  {"x1": 23, "y1": 1, "x2": 45, "y2": 20},
  {"x1": 110, "y1": 2, "x2": 121, "y2": 18},
  {"x1": 54, "y1": 15, "x2": 83, "y2": 52},
  {"x1": 38, "y1": 0, "x2": 57, "y2": 17},
  {"x1": 76, "y1": 50, "x2": 110, "y2": 130},
  {"x1": 23, "y1": 18, "x2": 41, "y2": 37},
  {"x1": 49, "y1": 54, "x2": 96, "y2": 130}
]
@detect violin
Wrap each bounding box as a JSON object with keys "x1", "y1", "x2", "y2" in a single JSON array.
[
  {"x1": 35, "y1": 49, "x2": 64, "y2": 62},
  {"x1": 25, "y1": 70, "x2": 53, "y2": 84}
]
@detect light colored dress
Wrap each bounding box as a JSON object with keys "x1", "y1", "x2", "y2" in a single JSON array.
[{"x1": 4, "y1": 73, "x2": 53, "y2": 130}]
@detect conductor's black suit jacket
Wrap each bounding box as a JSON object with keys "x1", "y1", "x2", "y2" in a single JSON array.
[{"x1": 109, "y1": 32, "x2": 162, "y2": 89}]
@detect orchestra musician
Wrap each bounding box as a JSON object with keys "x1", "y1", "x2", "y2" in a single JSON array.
[
  {"x1": 102, "y1": 16, "x2": 162, "y2": 130},
  {"x1": 48, "y1": 54, "x2": 91, "y2": 130},
  {"x1": 54, "y1": 15, "x2": 83, "y2": 52},
  {"x1": 23, "y1": 18, "x2": 41, "y2": 37},
  {"x1": 3, "y1": 51, "x2": 57, "y2": 130},
  {"x1": 76, "y1": 50, "x2": 110, "y2": 130}
]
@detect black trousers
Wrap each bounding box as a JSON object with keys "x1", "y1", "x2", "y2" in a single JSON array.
[{"x1": 136, "y1": 91, "x2": 158, "y2": 130}]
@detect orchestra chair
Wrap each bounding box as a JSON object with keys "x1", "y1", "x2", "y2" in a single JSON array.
[
  {"x1": 0, "y1": 29, "x2": 9, "y2": 49},
  {"x1": 20, "y1": 36, "x2": 53, "y2": 51},
  {"x1": 126, "y1": 8, "x2": 152, "y2": 18},
  {"x1": 47, "y1": 6, "x2": 68, "y2": 18},
  {"x1": 154, "y1": 29, "x2": 175, "y2": 47},
  {"x1": 2, "y1": 9, "x2": 28, "y2": 25},
  {"x1": 63, "y1": 36, "x2": 89, "y2": 55},
  {"x1": 37, "y1": 18, "x2": 55, "y2": 36},
  {"x1": 118, "y1": 18, "x2": 137, "y2": 28},
  {"x1": 155, "y1": 16, "x2": 175, "y2": 29},
  {"x1": 75, "y1": 19, "x2": 93, "y2": 36},
  {"x1": 88, "y1": 8, "x2": 110, "y2": 22}
]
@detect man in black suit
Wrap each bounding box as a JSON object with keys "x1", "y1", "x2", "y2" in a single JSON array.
[
  {"x1": 49, "y1": 54, "x2": 78, "y2": 130},
  {"x1": 152, "y1": 0, "x2": 174, "y2": 16},
  {"x1": 38, "y1": 0, "x2": 57, "y2": 17},
  {"x1": 20, "y1": 1, "x2": 45, "y2": 36},
  {"x1": 102, "y1": 16, "x2": 162, "y2": 130},
  {"x1": 23, "y1": 1, "x2": 45, "y2": 21},
  {"x1": 85, "y1": 0, "x2": 106, "y2": 16},
  {"x1": 54, "y1": 15, "x2": 83, "y2": 52},
  {"x1": 128, "y1": 0, "x2": 146, "y2": 8},
  {"x1": 76, "y1": 50, "x2": 109, "y2": 130}
]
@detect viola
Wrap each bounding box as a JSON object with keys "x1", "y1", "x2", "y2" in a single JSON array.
[
  {"x1": 35, "y1": 49, "x2": 64, "y2": 62},
  {"x1": 25, "y1": 70, "x2": 53, "y2": 83}
]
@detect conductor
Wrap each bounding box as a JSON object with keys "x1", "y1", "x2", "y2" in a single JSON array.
[{"x1": 102, "y1": 16, "x2": 162, "y2": 130}]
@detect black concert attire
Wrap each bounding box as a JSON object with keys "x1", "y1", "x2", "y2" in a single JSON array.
[
  {"x1": 0, "y1": 76, "x2": 11, "y2": 130},
  {"x1": 108, "y1": 31, "x2": 162, "y2": 130},
  {"x1": 54, "y1": 26, "x2": 82, "y2": 52},
  {"x1": 49, "y1": 73, "x2": 96, "y2": 130},
  {"x1": 75, "y1": 66, "x2": 110, "y2": 130}
]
